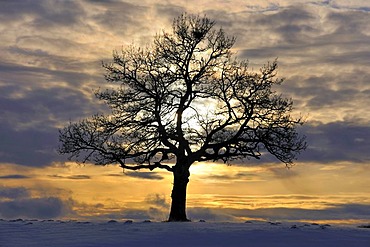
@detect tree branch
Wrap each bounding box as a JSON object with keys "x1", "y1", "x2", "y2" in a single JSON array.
[{"x1": 120, "y1": 162, "x2": 173, "y2": 172}]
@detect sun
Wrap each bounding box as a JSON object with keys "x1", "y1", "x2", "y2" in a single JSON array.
[{"x1": 189, "y1": 162, "x2": 213, "y2": 175}]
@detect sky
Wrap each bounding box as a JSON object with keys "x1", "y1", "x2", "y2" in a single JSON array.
[{"x1": 0, "y1": 0, "x2": 369, "y2": 223}]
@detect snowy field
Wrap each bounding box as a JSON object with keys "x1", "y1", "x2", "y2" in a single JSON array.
[{"x1": 1, "y1": 220, "x2": 370, "y2": 247}]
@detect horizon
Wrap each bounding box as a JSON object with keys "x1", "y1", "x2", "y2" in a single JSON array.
[{"x1": 1, "y1": 0, "x2": 370, "y2": 224}]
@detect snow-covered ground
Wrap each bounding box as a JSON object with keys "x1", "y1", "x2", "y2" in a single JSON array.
[{"x1": 1, "y1": 219, "x2": 369, "y2": 247}]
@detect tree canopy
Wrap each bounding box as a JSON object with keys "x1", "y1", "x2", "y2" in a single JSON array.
[{"x1": 59, "y1": 14, "x2": 306, "y2": 221}]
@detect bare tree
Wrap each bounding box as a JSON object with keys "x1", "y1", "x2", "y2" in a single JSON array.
[{"x1": 59, "y1": 14, "x2": 306, "y2": 221}]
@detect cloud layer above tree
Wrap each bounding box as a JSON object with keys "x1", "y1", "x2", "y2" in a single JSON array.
[{"x1": 0, "y1": 1, "x2": 369, "y2": 168}]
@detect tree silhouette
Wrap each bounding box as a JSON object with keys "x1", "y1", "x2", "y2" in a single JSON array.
[{"x1": 59, "y1": 14, "x2": 306, "y2": 221}]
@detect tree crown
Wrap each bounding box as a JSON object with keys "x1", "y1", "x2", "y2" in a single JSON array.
[{"x1": 59, "y1": 14, "x2": 306, "y2": 171}]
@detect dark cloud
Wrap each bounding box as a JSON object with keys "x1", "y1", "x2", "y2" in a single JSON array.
[
  {"x1": 0, "y1": 187, "x2": 30, "y2": 199},
  {"x1": 254, "y1": 5, "x2": 317, "y2": 44},
  {"x1": 0, "y1": 59, "x2": 103, "y2": 91},
  {"x1": 299, "y1": 122, "x2": 370, "y2": 163},
  {"x1": 91, "y1": 207, "x2": 168, "y2": 221},
  {"x1": 237, "y1": 4, "x2": 369, "y2": 64},
  {"x1": 105, "y1": 173, "x2": 124, "y2": 177},
  {"x1": 279, "y1": 71, "x2": 370, "y2": 123},
  {"x1": 221, "y1": 203, "x2": 370, "y2": 222},
  {"x1": 226, "y1": 5, "x2": 370, "y2": 136},
  {"x1": 205, "y1": 172, "x2": 258, "y2": 181},
  {"x1": 49, "y1": 175, "x2": 91, "y2": 180},
  {"x1": 154, "y1": 4, "x2": 186, "y2": 21},
  {"x1": 188, "y1": 207, "x2": 236, "y2": 222},
  {"x1": 307, "y1": 88, "x2": 360, "y2": 108},
  {"x1": 323, "y1": 50, "x2": 370, "y2": 65},
  {"x1": 244, "y1": 3, "x2": 280, "y2": 13},
  {"x1": 0, "y1": 63, "x2": 107, "y2": 167},
  {"x1": 116, "y1": 208, "x2": 151, "y2": 220},
  {"x1": 32, "y1": 1, "x2": 85, "y2": 28},
  {"x1": 0, "y1": 0, "x2": 85, "y2": 27},
  {"x1": 106, "y1": 171, "x2": 165, "y2": 180},
  {"x1": 80, "y1": 193, "x2": 170, "y2": 221},
  {"x1": 85, "y1": 0, "x2": 116, "y2": 3},
  {"x1": 0, "y1": 197, "x2": 70, "y2": 219},
  {"x1": 327, "y1": 10, "x2": 370, "y2": 33},
  {"x1": 0, "y1": 0, "x2": 45, "y2": 22},
  {"x1": 66, "y1": 175, "x2": 91, "y2": 180},
  {"x1": 7, "y1": 42, "x2": 97, "y2": 72},
  {"x1": 186, "y1": 195, "x2": 370, "y2": 222},
  {"x1": 124, "y1": 171, "x2": 164, "y2": 180},
  {"x1": 268, "y1": 167, "x2": 299, "y2": 179},
  {"x1": 201, "y1": 121, "x2": 370, "y2": 166},
  {"x1": 0, "y1": 175, "x2": 29, "y2": 179},
  {"x1": 88, "y1": 1, "x2": 148, "y2": 37},
  {"x1": 0, "y1": 122, "x2": 61, "y2": 167},
  {"x1": 0, "y1": 185, "x2": 73, "y2": 219},
  {"x1": 145, "y1": 193, "x2": 168, "y2": 208}
]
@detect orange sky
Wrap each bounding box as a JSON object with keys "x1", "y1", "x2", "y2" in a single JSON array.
[{"x1": 1, "y1": 160, "x2": 370, "y2": 223}]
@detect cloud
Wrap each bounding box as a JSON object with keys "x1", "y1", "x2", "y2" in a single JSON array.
[
  {"x1": 0, "y1": 63, "x2": 107, "y2": 167},
  {"x1": 218, "y1": 4, "x2": 370, "y2": 129},
  {"x1": 185, "y1": 200, "x2": 370, "y2": 222},
  {"x1": 0, "y1": 0, "x2": 85, "y2": 28},
  {"x1": 0, "y1": 1, "x2": 368, "y2": 169},
  {"x1": 0, "y1": 187, "x2": 30, "y2": 199},
  {"x1": 188, "y1": 207, "x2": 236, "y2": 222},
  {"x1": 89, "y1": 1, "x2": 148, "y2": 35},
  {"x1": 0, "y1": 197, "x2": 71, "y2": 219},
  {"x1": 0, "y1": 183, "x2": 75, "y2": 219},
  {"x1": 153, "y1": 3, "x2": 186, "y2": 20},
  {"x1": 124, "y1": 171, "x2": 164, "y2": 180},
  {"x1": 145, "y1": 193, "x2": 168, "y2": 208},
  {"x1": 49, "y1": 175, "x2": 91, "y2": 180},
  {"x1": 0, "y1": 61, "x2": 106, "y2": 127},
  {"x1": 203, "y1": 172, "x2": 263, "y2": 182},
  {"x1": 71, "y1": 193, "x2": 170, "y2": 221},
  {"x1": 254, "y1": 5, "x2": 316, "y2": 42},
  {"x1": 267, "y1": 167, "x2": 299, "y2": 179},
  {"x1": 83, "y1": 207, "x2": 169, "y2": 221},
  {"x1": 198, "y1": 121, "x2": 369, "y2": 165},
  {"x1": 0, "y1": 185, "x2": 73, "y2": 219},
  {"x1": 0, "y1": 175, "x2": 29, "y2": 179},
  {"x1": 225, "y1": 203, "x2": 370, "y2": 222},
  {"x1": 299, "y1": 122, "x2": 370, "y2": 163},
  {"x1": 0, "y1": 123, "x2": 60, "y2": 167},
  {"x1": 116, "y1": 209, "x2": 152, "y2": 220}
]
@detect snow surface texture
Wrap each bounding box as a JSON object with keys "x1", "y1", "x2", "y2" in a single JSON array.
[{"x1": 1, "y1": 220, "x2": 369, "y2": 247}]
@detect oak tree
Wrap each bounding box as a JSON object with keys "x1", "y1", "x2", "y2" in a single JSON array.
[{"x1": 59, "y1": 14, "x2": 306, "y2": 221}]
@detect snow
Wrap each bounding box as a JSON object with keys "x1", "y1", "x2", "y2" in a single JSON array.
[{"x1": 1, "y1": 219, "x2": 369, "y2": 247}]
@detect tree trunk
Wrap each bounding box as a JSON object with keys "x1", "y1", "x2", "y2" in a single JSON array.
[{"x1": 168, "y1": 165, "x2": 190, "y2": 222}]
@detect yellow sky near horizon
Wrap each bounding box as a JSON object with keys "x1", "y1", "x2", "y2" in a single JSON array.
[{"x1": 1, "y1": 161, "x2": 369, "y2": 223}]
